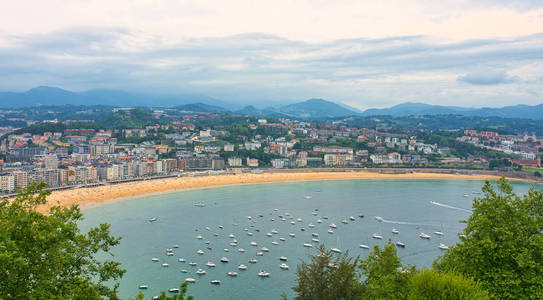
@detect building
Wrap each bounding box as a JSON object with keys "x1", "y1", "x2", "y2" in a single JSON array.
[
  {"x1": 0, "y1": 174, "x2": 15, "y2": 192},
  {"x1": 324, "y1": 154, "x2": 353, "y2": 166},
  {"x1": 223, "y1": 144, "x2": 235, "y2": 152},
  {"x1": 228, "y1": 157, "x2": 243, "y2": 167},
  {"x1": 271, "y1": 158, "x2": 290, "y2": 169},
  {"x1": 246, "y1": 158, "x2": 259, "y2": 167}
]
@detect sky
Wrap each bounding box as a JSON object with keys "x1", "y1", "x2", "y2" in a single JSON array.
[{"x1": 1, "y1": 0, "x2": 543, "y2": 109}]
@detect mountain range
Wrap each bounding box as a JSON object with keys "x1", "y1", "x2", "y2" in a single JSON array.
[{"x1": 1, "y1": 86, "x2": 542, "y2": 120}]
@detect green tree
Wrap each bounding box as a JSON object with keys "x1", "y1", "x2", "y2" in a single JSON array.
[
  {"x1": 0, "y1": 182, "x2": 125, "y2": 299},
  {"x1": 285, "y1": 245, "x2": 362, "y2": 300},
  {"x1": 130, "y1": 282, "x2": 194, "y2": 300},
  {"x1": 358, "y1": 241, "x2": 414, "y2": 299},
  {"x1": 435, "y1": 178, "x2": 543, "y2": 299},
  {"x1": 407, "y1": 269, "x2": 489, "y2": 300}
]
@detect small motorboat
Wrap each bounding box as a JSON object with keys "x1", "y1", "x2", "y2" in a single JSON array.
[
  {"x1": 312, "y1": 238, "x2": 320, "y2": 243},
  {"x1": 220, "y1": 257, "x2": 229, "y2": 263},
  {"x1": 168, "y1": 288, "x2": 180, "y2": 293},
  {"x1": 349, "y1": 216, "x2": 355, "y2": 221},
  {"x1": 419, "y1": 233, "x2": 431, "y2": 239},
  {"x1": 271, "y1": 241, "x2": 279, "y2": 245},
  {"x1": 329, "y1": 223, "x2": 337, "y2": 228},
  {"x1": 261, "y1": 247, "x2": 270, "y2": 252},
  {"x1": 396, "y1": 241, "x2": 406, "y2": 248},
  {"x1": 238, "y1": 264, "x2": 248, "y2": 270},
  {"x1": 238, "y1": 248, "x2": 246, "y2": 252},
  {"x1": 303, "y1": 243, "x2": 313, "y2": 247},
  {"x1": 303, "y1": 195, "x2": 312, "y2": 199},
  {"x1": 439, "y1": 243, "x2": 449, "y2": 250},
  {"x1": 148, "y1": 217, "x2": 157, "y2": 222},
  {"x1": 434, "y1": 231, "x2": 444, "y2": 236},
  {"x1": 312, "y1": 232, "x2": 319, "y2": 237},
  {"x1": 210, "y1": 280, "x2": 221, "y2": 285},
  {"x1": 218, "y1": 225, "x2": 223, "y2": 229},
  {"x1": 271, "y1": 229, "x2": 278, "y2": 234},
  {"x1": 227, "y1": 271, "x2": 239, "y2": 277},
  {"x1": 178, "y1": 258, "x2": 186, "y2": 262},
  {"x1": 289, "y1": 233, "x2": 296, "y2": 237},
  {"x1": 180, "y1": 269, "x2": 188, "y2": 273},
  {"x1": 317, "y1": 219, "x2": 323, "y2": 223},
  {"x1": 297, "y1": 218, "x2": 303, "y2": 222},
  {"x1": 206, "y1": 262, "x2": 216, "y2": 267},
  {"x1": 266, "y1": 232, "x2": 273, "y2": 237},
  {"x1": 258, "y1": 270, "x2": 271, "y2": 277},
  {"x1": 228, "y1": 234, "x2": 235, "y2": 238},
  {"x1": 341, "y1": 219, "x2": 348, "y2": 224},
  {"x1": 250, "y1": 241, "x2": 258, "y2": 246},
  {"x1": 312, "y1": 212, "x2": 318, "y2": 216},
  {"x1": 279, "y1": 256, "x2": 288, "y2": 261},
  {"x1": 256, "y1": 252, "x2": 264, "y2": 256},
  {"x1": 230, "y1": 242, "x2": 238, "y2": 246},
  {"x1": 279, "y1": 237, "x2": 286, "y2": 241},
  {"x1": 247, "y1": 232, "x2": 253, "y2": 236},
  {"x1": 204, "y1": 241, "x2": 211, "y2": 245},
  {"x1": 331, "y1": 248, "x2": 342, "y2": 253},
  {"x1": 359, "y1": 213, "x2": 364, "y2": 218},
  {"x1": 138, "y1": 285, "x2": 149, "y2": 289},
  {"x1": 173, "y1": 244, "x2": 180, "y2": 248},
  {"x1": 151, "y1": 258, "x2": 159, "y2": 262},
  {"x1": 205, "y1": 226, "x2": 211, "y2": 231},
  {"x1": 197, "y1": 249, "x2": 205, "y2": 255},
  {"x1": 189, "y1": 262, "x2": 197, "y2": 266},
  {"x1": 166, "y1": 252, "x2": 174, "y2": 256},
  {"x1": 161, "y1": 263, "x2": 169, "y2": 267},
  {"x1": 248, "y1": 259, "x2": 258, "y2": 263},
  {"x1": 322, "y1": 216, "x2": 329, "y2": 219},
  {"x1": 279, "y1": 263, "x2": 289, "y2": 270},
  {"x1": 290, "y1": 221, "x2": 296, "y2": 225},
  {"x1": 224, "y1": 248, "x2": 229, "y2": 252},
  {"x1": 196, "y1": 269, "x2": 207, "y2": 275},
  {"x1": 372, "y1": 234, "x2": 383, "y2": 240},
  {"x1": 300, "y1": 227, "x2": 306, "y2": 231},
  {"x1": 328, "y1": 229, "x2": 334, "y2": 234},
  {"x1": 185, "y1": 278, "x2": 196, "y2": 283},
  {"x1": 392, "y1": 228, "x2": 400, "y2": 234},
  {"x1": 360, "y1": 244, "x2": 370, "y2": 249},
  {"x1": 375, "y1": 216, "x2": 384, "y2": 222},
  {"x1": 308, "y1": 223, "x2": 315, "y2": 228},
  {"x1": 196, "y1": 235, "x2": 203, "y2": 240}
]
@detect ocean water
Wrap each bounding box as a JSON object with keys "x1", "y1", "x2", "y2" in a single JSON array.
[{"x1": 79, "y1": 179, "x2": 540, "y2": 299}]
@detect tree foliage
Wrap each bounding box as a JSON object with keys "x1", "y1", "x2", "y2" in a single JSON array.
[
  {"x1": 407, "y1": 269, "x2": 489, "y2": 300},
  {"x1": 435, "y1": 178, "x2": 543, "y2": 299},
  {"x1": 0, "y1": 182, "x2": 125, "y2": 299},
  {"x1": 130, "y1": 282, "x2": 194, "y2": 300}
]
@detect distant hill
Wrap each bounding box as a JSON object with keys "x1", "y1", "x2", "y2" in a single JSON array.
[
  {"x1": 0, "y1": 86, "x2": 230, "y2": 108},
  {"x1": 361, "y1": 102, "x2": 543, "y2": 119},
  {"x1": 235, "y1": 99, "x2": 360, "y2": 119},
  {"x1": 174, "y1": 103, "x2": 228, "y2": 113}
]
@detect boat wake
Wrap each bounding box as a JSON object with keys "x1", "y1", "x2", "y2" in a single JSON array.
[
  {"x1": 381, "y1": 219, "x2": 437, "y2": 227},
  {"x1": 430, "y1": 201, "x2": 472, "y2": 213}
]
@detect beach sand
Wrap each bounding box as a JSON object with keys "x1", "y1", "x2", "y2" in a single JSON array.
[{"x1": 35, "y1": 171, "x2": 509, "y2": 213}]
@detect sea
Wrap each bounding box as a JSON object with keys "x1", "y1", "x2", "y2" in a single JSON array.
[{"x1": 79, "y1": 179, "x2": 541, "y2": 299}]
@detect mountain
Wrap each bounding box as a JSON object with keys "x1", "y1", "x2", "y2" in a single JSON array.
[
  {"x1": 361, "y1": 102, "x2": 543, "y2": 119},
  {"x1": 174, "y1": 103, "x2": 228, "y2": 113},
  {"x1": 278, "y1": 98, "x2": 359, "y2": 119},
  {"x1": 0, "y1": 86, "x2": 230, "y2": 108}
]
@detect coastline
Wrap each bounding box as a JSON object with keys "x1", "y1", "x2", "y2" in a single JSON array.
[{"x1": 36, "y1": 170, "x2": 516, "y2": 213}]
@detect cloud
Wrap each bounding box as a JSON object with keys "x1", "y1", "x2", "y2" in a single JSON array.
[{"x1": 457, "y1": 70, "x2": 518, "y2": 85}]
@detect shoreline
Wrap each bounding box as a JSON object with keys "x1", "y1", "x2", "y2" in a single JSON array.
[{"x1": 35, "y1": 170, "x2": 528, "y2": 213}]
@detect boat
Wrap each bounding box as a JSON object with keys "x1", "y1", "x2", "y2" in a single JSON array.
[
  {"x1": 312, "y1": 238, "x2": 320, "y2": 243},
  {"x1": 206, "y1": 262, "x2": 216, "y2": 267},
  {"x1": 375, "y1": 216, "x2": 384, "y2": 222},
  {"x1": 180, "y1": 269, "x2": 188, "y2": 273},
  {"x1": 230, "y1": 242, "x2": 238, "y2": 246},
  {"x1": 196, "y1": 269, "x2": 207, "y2": 275},
  {"x1": 329, "y1": 223, "x2": 337, "y2": 228},
  {"x1": 279, "y1": 237, "x2": 286, "y2": 241},
  {"x1": 256, "y1": 252, "x2": 264, "y2": 256},
  {"x1": 290, "y1": 221, "x2": 296, "y2": 225},
  {"x1": 360, "y1": 244, "x2": 370, "y2": 249},
  {"x1": 392, "y1": 228, "x2": 399, "y2": 234},
  {"x1": 396, "y1": 241, "x2": 406, "y2": 248},
  {"x1": 248, "y1": 259, "x2": 258, "y2": 263},
  {"x1": 168, "y1": 288, "x2": 180, "y2": 293},
  {"x1": 372, "y1": 234, "x2": 383, "y2": 239},
  {"x1": 185, "y1": 278, "x2": 196, "y2": 283},
  {"x1": 331, "y1": 248, "x2": 342, "y2": 253},
  {"x1": 206, "y1": 246, "x2": 212, "y2": 250},
  {"x1": 463, "y1": 194, "x2": 469, "y2": 198},
  {"x1": 434, "y1": 231, "x2": 444, "y2": 236},
  {"x1": 349, "y1": 216, "x2": 355, "y2": 221},
  {"x1": 323, "y1": 216, "x2": 329, "y2": 219},
  {"x1": 342, "y1": 219, "x2": 348, "y2": 224},
  {"x1": 228, "y1": 234, "x2": 235, "y2": 238},
  {"x1": 205, "y1": 226, "x2": 211, "y2": 231},
  {"x1": 248, "y1": 216, "x2": 252, "y2": 219},
  {"x1": 148, "y1": 217, "x2": 157, "y2": 222},
  {"x1": 328, "y1": 229, "x2": 334, "y2": 234},
  {"x1": 308, "y1": 223, "x2": 315, "y2": 228},
  {"x1": 178, "y1": 258, "x2": 186, "y2": 262},
  {"x1": 266, "y1": 233, "x2": 273, "y2": 237},
  {"x1": 317, "y1": 219, "x2": 323, "y2": 223},
  {"x1": 151, "y1": 258, "x2": 159, "y2": 262},
  {"x1": 173, "y1": 244, "x2": 179, "y2": 248},
  {"x1": 312, "y1": 232, "x2": 319, "y2": 237},
  {"x1": 279, "y1": 256, "x2": 288, "y2": 261},
  {"x1": 196, "y1": 235, "x2": 203, "y2": 240},
  {"x1": 194, "y1": 202, "x2": 205, "y2": 207},
  {"x1": 238, "y1": 248, "x2": 246, "y2": 252},
  {"x1": 439, "y1": 243, "x2": 449, "y2": 250},
  {"x1": 210, "y1": 280, "x2": 221, "y2": 285},
  {"x1": 250, "y1": 241, "x2": 258, "y2": 246},
  {"x1": 166, "y1": 252, "x2": 174, "y2": 256},
  {"x1": 258, "y1": 270, "x2": 271, "y2": 277},
  {"x1": 289, "y1": 233, "x2": 296, "y2": 237},
  {"x1": 271, "y1": 229, "x2": 278, "y2": 234},
  {"x1": 224, "y1": 248, "x2": 229, "y2": 252},
  {"x1": 204, "y1": 241, "x2": 210, "y2": 244},
  {"x1": 271, "y1": 241, "x2": 279, "y2": 245},
  {"x1": 218, "y1": 225, "x2": 223, "y2": 229},
  {"x1": 303, "y1": 195, "x2": 312, "y2": 199},
  {"x1": 189, "y1": 262, "x2": 197, "y2": 266},
  {"x1": 261, "y1": 247, "x2": 270, "y2": 252},
  {"x1": 162, "y1": 263, "x2": 169, "y2": 267},
  {"x1": 303, "y1": 243, "x2": 313, "y2": 247},
  {"x1": 280, "y1": 263, "x2": 289, "y2": 270},
  {"x1": 238, "y1": 264, "x2": 248, "y2": 270},
  {"x1": 300, "y1": 227, "x2": 306, "y2": 231},
  {"x1": 312, "y1": 212, "x2": 318, "y2": 216},
  {"x1": 220, "y1": 257, "x2": 229, "y2": 263},
  {"x1": 419, "y1": 233, "x2": 431, "y2": 239},
  {"x1": 247, "y1": 232, "x2": 253, "y2": 236},
  {"x1": 227, "y1": 271, "x2": 239, "y2": 277},
  {"x1": 359, "y1": 213, "x2": 364, "y2": 218},
  {"x1": 297, "y1": 218, "x2": 303, "y2": 222},
  {"x1": 197, "y1": 249, "x2": 205, "y2": 255},
  {"x1": 138, "y1": 285, "x2": 149, "y2": 289}
]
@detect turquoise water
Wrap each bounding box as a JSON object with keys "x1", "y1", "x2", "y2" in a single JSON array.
[{"x1": 80, "y1": 179, "x2": 540, "y2": 299}]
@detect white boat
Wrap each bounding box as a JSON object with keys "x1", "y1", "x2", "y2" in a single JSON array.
[
  {"x1": 173, "y1": 244, "x2": 180, "y2": 248},
  {"x1": 238, "y1": 248, "x2": 246, "y2": 252},
  {"x1": 271, "y1": 241, "x2": 279, "y2": 245},
  {"x1": 166, "y1": 252, "x2": 174, "y2": 256},
  {"x1": 304, "y1": 195, "x2": 312, "y2": 199},
  {"x1": 280, "y1": 263, "x2": 289, "y2": 270},
  {"x1": 289, "y1": 233, "x2": 296, "y2": 237},
  {"x1": 392, "y1": 228, "x2": 399, "y2": 234},
  {"x1": 151, "y1": 258, "x2": 159, "y2": 262},
  {"x1": 220, "y1": 257, "x2": 229, "y2": 263},
  {"x1": 248, "y1": 216, "x2": 252, "y2": 219},
  {"x1": 271, "y1": 229, "x2": 278, "y2": 234},
  {"x1": 138, "y1": 285, "x2": 149, "y2": 289},
  {"x1": 312, "y1": 232, "x2": 319, "y2": 237},
  {"x1": 372, "y1": 234, "x2": 383, "y2": 239},
  {"x1": 396, "y1": 241, "x2": 406, "y2": 248},
  {"x1": 228, "y1": 234, "x2": 235, "y2": 238},
  {"x1": 439, "y1": 243, "x2": 449, "y2": 250},
  {"x1": 205, "y1": 226, "x2": 211, "y2": 231},
  {"x1": 359, "y1": 213, "x2": 364, "y2": 218},
  {"x1": 329, "y1": 223, "x2": 337, "y2": 228},
  {"x1": 148, "y1": 217, "x2": 157, "y2": 222},
  {"x1": 189, "y1": 262, "x2": 197, "y2": 266},
  {"x1": 312, "y1": 212, "x2": 318, "y2": 216},
  {"x1": 180, "y1": 269, "x2": 188, "y2": 273},
  {"x1": 258, "y1": 270, "x2": 271, "y2": 277},
  {"x1": 266, "y1": 233, "x2": 273, "y2": 237},
  {"x1": 419, "y1": 233, "x2": 431, "y2": 239},
  {"x1": 185, "y1": 278, "x2": 196, "y2": 283},
  {"x1": 178, "y1": 258, "x2": 186, "y2": 262},
  {"x1": 303, "y1": 243, "x2": 313, "y2": 247},
  {"x1": 166, "y1": 248, "x2": 174, "y2": 252},
  {"x1": 434, "y1": 231, "x2": 444, "y2": 236},
  {"x1": 162, "y1": 263, "x2": 169, "y2": 267},
  {"x1": 328, "y1": 229, "x2": 334, "y2": 234},
  {"x1": 360, "y1": 244, "x2": 370, "y2": 249},
  {"x1": 317, "y1": 219, "x2": 323, "y2": 223},
  {"x1": 169, "y1": 288, "x2": 180, "y2": 293},
  {"x1": 349, "y1": 216, "x2": 355, "y2": 221},
  {"x1": 279, "y1": 237, "x2": 286, "y2": 241},
  {"x1": 218, "y1": 225, "x2": 223, "y2": 229},
  {"x1": 297, "y1": 218, "x2": 303, "y2": 222},
  {"x1": 224, "y1": 248, "x2": 229, "y2": 252},
  {"x1": 196, "y1": 269, "x2": 207, "y2": 275},
  {"x1": 206, "y1": 262, "x2": 216, "y2": 267},
  {"x1": 375, "y1": 216, "x2": 384, "y2": 222},
  {"x1": 331, "y1": 248, "x2": 342, "y2": 253},
  {"x1": 210, "y1": 280, "x2": 221, "y2": 285},
  {"x1": 256, "y1": 252, "x2": 264, "y2": 256},
  {"x1": 341, "y1": 219, "x2": 348, "y2": 224},
  {"x1": 194, "y1": 202, "x2": 205, "y2": 207},
  {"x1": 238, "y1": 264, "x2": 248, "y2": 270},
  {"x1": 227, "y1": 271, "x2": 239, "y2": 277},
  {"x1": 322, "y1": 216, "x2": 329, "y2": 219},
  {"x1": 248, "y1": 259, "x2": 258, "y2": 263},
  {"x1": 290, "y1": 221, "x2": 296, "y2": 225},
  {"x1": 463, "y1": 194, "x2": 469, "y2": 198},
  {"x1": 261, "y1": 247, "x2": 270, "y2": 252},
  {"x1": 312, "y1": 238, "x2": 320, "y2": 243},
  {"x1": 279, "y1": 256, "x2": 288, "y2": 261},
  {"x1": 196, "y1": 235, "x2": 203, "y2": 240},
  {"x1": 250, "y1": 241, "x2": 258, "y2": 246},
  {"x1": 308, "y1": 223, "x2": 315, "y2": 228},
  {"x1": 204, "y1": 241, "x2": 211, "y2": 245},
  {"x1": 230, "y1": 242, "x2": 238, "y2": 246},
  {"x1": 197, "y1": 249, "x2": 205, "y2": 255},
  {"x1": 300, "y1": 227, "x2": 306, "y2": 231},
  {"x1": 247, "y1": 232, "x2": 253, "y2": 236}
]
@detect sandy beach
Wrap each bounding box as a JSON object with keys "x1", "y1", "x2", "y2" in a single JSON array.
[{"x1": 34, "y1": 170, "x2": 514, "y2": 213}]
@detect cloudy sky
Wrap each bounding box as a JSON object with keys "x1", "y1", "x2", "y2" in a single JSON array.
[{"x1": 1, "y1": 0, "x2": 543, "y2": 109}]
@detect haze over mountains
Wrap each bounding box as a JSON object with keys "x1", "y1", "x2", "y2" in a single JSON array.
[{"x1": 1, "y1": 86, "x2": 543, "y2": 120}]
